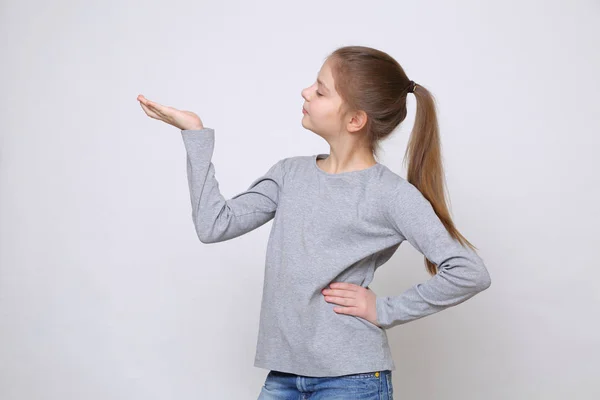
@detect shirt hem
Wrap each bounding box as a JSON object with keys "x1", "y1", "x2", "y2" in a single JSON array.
[{"x1": 254, "y1": 357, "x2": 396, "y2": 378}]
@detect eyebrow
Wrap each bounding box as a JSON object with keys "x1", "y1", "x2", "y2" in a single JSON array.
[{"x1": 317, "y1": 78, "x2": 329, "y2": 92}]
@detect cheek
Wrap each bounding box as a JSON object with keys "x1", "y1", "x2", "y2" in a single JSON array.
[
  {"x1": 320, "y1": 105, "x2": 340, "y2": 124},
  {"x1": 312, "y1": 101, "x2": 336, "y2": 119}
]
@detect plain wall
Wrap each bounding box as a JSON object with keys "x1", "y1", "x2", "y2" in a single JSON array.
[{"x1": 1, "y1": 0, "x2": 599, "y2": 398}]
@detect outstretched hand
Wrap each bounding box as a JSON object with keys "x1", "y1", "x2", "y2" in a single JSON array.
[
  {"x1": 137, "y1": 94, "x2": 205, "y2": 131},
  {"x1": 322, "y1": 282, "x2": 381, "y2": 328}
]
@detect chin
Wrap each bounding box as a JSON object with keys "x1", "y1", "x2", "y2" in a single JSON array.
[{"x1": 301, "y1": 124, "x2": 324, "y2": 139}]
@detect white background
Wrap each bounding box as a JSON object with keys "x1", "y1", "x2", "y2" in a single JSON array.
[{"x1": 1, "y1": 0, "x2": 599, "y2": 399}]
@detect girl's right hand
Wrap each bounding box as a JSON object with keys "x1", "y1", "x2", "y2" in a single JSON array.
[{"x1": 137, "y1": 94, "x2": 205, "y2": 131}]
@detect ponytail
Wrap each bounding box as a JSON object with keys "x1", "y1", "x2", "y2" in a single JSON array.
[{"x1": 404, "y1": 84, "x2": 478, "y2": 276}]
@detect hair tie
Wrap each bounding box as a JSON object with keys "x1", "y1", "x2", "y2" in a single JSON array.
[{"x1": 407, "y1": 80, "x2": 416, "y2": 93}]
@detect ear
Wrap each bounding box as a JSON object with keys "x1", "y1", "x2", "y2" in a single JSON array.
[{"x1": 346, "y1": 109, "x2": 368, "y2": 133}]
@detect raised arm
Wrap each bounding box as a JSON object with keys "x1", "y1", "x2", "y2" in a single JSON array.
[
  {"x1": 376, "y1": 180, "x2": 491, "y2": 329},
  {"x1": 181, "y1": 128, "x2": 286, "y2": 243}
]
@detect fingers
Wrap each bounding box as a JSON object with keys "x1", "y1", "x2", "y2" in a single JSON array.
[
  {"x1": 322, "y1": 288, "x2": 354, "y2": 298},
  {"x1": 137, "y1": 94, "x2": 165, "y2": 113},
  {"x1": 138, "y1": 94, "x2": 172, "y2": 121},
  {"x1": 145, "y1": 99, "x2": 164, "y2": 114},
  {"x1": 137, "y1": 94, "x2": 152, "y2": 108},
  {"x1": 324, "y1": 296, "x2": 355, "y2": 306},
  {"x1": 139, "y1": 101, "x2": 160, "y2": 119}
]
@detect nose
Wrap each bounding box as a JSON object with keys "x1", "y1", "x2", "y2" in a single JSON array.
[{"x1": 301, "y1": 87, "x2": 308, "y2": 100}]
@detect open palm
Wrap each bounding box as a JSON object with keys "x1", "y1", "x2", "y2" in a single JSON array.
[{"x1": 137, "y1": 94, "x2": 204, "y2": 131}]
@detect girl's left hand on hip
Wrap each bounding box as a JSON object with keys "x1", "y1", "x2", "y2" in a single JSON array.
[{"x1": 321, "y1": 282, "x2": 381, "y2": 328}]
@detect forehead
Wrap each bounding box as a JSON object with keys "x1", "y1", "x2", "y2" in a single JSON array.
[{"x1": 317, "y1": 62, "x2": 334, "y2": 91}]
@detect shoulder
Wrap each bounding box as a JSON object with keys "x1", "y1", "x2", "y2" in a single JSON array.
[
  {"x1": 277, "y1": 155, "x2": 307, "y2": 167},
  {"x1": 379, "y1": 165, "x2": 422, "y2": 195},
  {"x1": 275, "y1": 154, "x2": 315, "y2": 174},
  {"x1": 376, "y1": 164, "x2": 410, "y2": 196},
  {"x1": 376, "y1": 164, "x2": 431, "y2": 214},
  {"x1": 264, "y1": 155, "x2": 312, "y2": 183}
]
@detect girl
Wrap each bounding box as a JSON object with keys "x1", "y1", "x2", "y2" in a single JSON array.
[{"x1": 137, "y1": 45, "x2": 491, "y2": 400}]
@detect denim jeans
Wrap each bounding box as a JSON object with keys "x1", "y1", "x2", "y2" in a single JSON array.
[{"x1": 257, "y1": 369, "x2": 394, "y2": 399}]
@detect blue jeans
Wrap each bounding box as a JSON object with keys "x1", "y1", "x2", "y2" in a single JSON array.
[{"x1": 257, "y1": 369, "x2": 394, "y2": 399}]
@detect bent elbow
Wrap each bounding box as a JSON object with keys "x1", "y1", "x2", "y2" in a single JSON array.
[
  {"x1": 195, "y1": 226, "x2": 215, "y2": 244},
  {"x1": 467, "y1": 252, "x2": 491, "y2": 292},
  {"x1": 198, "y1": 235, "x2": 213, "y2": 244},
  {"x1": 197, "y1": 233, "x2": 212, "y2": 244},
  {"x1": 476, "y1": 267, "x2": 492, "y2": 291}
]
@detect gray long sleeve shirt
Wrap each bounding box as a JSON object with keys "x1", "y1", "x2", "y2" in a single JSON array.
[{"x1": 180, "y1": 127, "x2": 491, "y2": 377}]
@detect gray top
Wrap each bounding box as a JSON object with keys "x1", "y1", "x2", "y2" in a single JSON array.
[{"x1": 180, "y1": 127, "x2": 491, "y2": 377}]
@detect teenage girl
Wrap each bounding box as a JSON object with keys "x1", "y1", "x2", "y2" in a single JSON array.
[{"x1": 137, "y1": 45, "x2": 491, "y2": 400}]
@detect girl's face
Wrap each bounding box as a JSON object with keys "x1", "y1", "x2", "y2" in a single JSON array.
[{"x1": 301, "y1": 60, "x2": 344, "y2": 137}]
